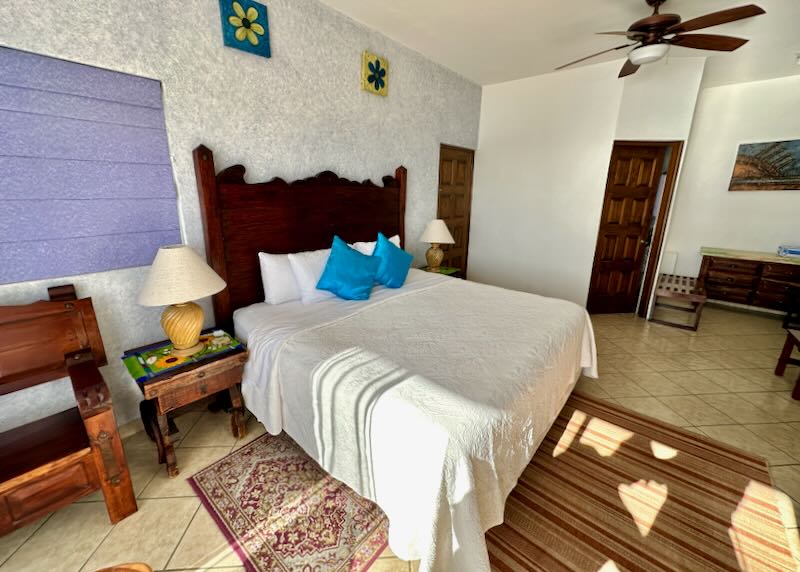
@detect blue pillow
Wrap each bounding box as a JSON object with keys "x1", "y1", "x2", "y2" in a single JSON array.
[
  {"x1": 317, "y1": 236, "x2": 380, "y2": 300},
  {"x1": 373, "y1": 232, "x2": 413, "y2": 288}
]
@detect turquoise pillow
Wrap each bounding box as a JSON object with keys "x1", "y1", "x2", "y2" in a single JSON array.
[
  {"x1": 373, "y1": 232, "x2": 413, "y2": 288},
  {"x1": 317, "y1": 236, "x2": 380, "y2": 300}
]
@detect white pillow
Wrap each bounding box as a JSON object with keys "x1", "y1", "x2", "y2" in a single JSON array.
[
  {"x1": 288, "y1": 248, "x2": 335, "y2": 304},
  {"x1": 258, "y1": 252, "x2": 301, "y2": 305},
  {"x1": 350, "y1": 234, "x2": 401, "y2": 256}
]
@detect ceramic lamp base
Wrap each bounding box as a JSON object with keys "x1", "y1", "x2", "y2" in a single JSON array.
[
  {"x1": 160, "y1": 302, "x2": 204, "y2": 357},
  {"x1": 426, "y1": 243, "x2": 444, "y2": 272}
]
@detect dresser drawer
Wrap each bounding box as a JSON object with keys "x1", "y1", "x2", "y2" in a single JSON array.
[
  {"x1": 762, "y1": 263, "x2": 800, "y2": 281},
  {"x1": 706, "y1": 284, "x2": 752, "y2": 304},
  {"x1": 155, "y1": 366, "x2": 244, "y2": 414},
  {"x1": 705, "y1": 270, "x2": 757, "y2": 288},
  {"x1": 758, "y1": 278, "x2": 797, "y2": 296},
  {"x1": 752, "y1": 291, "x2": 791, "y2": 310},
  {"x1": 707, "y1": 257, "x2": 760, "y2": 275}
]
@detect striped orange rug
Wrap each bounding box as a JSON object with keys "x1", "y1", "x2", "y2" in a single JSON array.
[{"x1": 487, "y1": 392, "x2": 800, "y2": 571}]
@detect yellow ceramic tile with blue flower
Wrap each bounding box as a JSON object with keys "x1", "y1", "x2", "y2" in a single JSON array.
[{"x1": 362, "y1": 51, "x2": 388, "y2": 97}]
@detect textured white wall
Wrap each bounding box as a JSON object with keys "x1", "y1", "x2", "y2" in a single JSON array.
[
  {"x1": 0, "y1": 0, "x2": 481, "y2": 430},
  {"x1": 664, "y1": 75, "x2": 800, "y2": 276},
  {"x1": 468, "y1": 61, "x2": 624, "y2": 305},
  {"x1": 615, "y1": 58, "x2": 705, "y2": 142}
]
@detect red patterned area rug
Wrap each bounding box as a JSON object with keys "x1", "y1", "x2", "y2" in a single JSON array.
[{"x1": 189, "y1": 432, "x2": 388, "y2": 572}]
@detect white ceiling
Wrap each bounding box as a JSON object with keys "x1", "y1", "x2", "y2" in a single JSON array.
[{"x1": 320, "y1": 0, "x2": 800, "y2": 87}]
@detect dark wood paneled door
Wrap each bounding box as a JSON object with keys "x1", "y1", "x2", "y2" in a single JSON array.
[
  {"x1": 437, "y1": 144, "x2": 475, "y2": 274},
  {"x1": 587, "y1": 143, "x2": 666, "y2": 314}
]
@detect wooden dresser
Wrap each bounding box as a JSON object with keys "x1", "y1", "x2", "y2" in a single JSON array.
[{"x1": 698, "y1": 248, "x2": 800, "y2": 311}]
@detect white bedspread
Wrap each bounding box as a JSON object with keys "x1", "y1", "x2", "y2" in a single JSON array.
[{"x1": 237, "y1": 271, "x2": 597, "y2": 571}]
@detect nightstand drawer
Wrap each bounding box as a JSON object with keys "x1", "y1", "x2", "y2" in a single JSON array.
[{"x1": 155, "y1": 366, "x2": 244, "y2": 414}]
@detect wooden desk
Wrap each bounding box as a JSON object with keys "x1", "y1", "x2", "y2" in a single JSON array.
[
  {"x1": 136, "y1": 349, "x2": 248, "y2": 477},
  {"x1": 698, "y1": 248, "x2": 800, "y2": 311}
]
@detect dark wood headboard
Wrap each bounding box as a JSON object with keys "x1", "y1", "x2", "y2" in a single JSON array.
[{"x1": 192, "y1": 145, "x2": 407, "y2": 329}]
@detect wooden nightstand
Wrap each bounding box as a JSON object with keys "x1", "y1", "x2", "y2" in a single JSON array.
[
  {"x1": 421, "y1": 266, "x2": 462, "y2": 278},
  {"x1": 128, "y1": 343, "x2": 248, "y2": 477}
]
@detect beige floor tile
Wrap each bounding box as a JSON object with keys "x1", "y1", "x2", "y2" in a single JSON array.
[
  {"x1": 1, "y1": 503, "x2": 113, "y2": 572},
  {"x1": 670, "y1": 352, "x2": 728, "y2": 371},
  {"x1": 698, "y1": 426, "x2": 796, "y2": 465},
  {"x1": 602, "y1": 355, "x2": 653, "y2": 373},
  {"x1": 657, "y1": 395, "x2": 736, "y2": 426},
  {"x1": 737, "y1": 392, "x2": 800, "y2": 422},
  {"x1": 771, "y1": 465, "x2": 800, "y2": 503},
  {"x1": 574, "y1": 377, "x2": 611, "y2": 399},
  {"x1": 744, "y1": 424, "x2": 800, "y2": 463},
  {"x1": 699, "y1": 393, "x2": 776, "y2": 424},
  {"x1": 634, "y1": 353, "x2": 687, "y2": 372},
  {"x1": 594, "y1": 373, "x2": 650, "y2": 398},
  {"x1": 623, "y1": 371, "x2": 687, "y2": 396},
  {"x1": 81, "y1": 498, "x2": 199, "y2": 571},
  {"x1": 696, "y1": 370, "x2": 764, "y2": 393},
  {"x1": 662, "y1": 371, "x2": 728, "y2": 395},
  {"x1": 733, "y1": 350, "x2": 782, "y2": 369},
  {"x1": 167, "y1": 506, "x2": 242, "y2": 569},
  {"x1": 0, "y1": 517, "x2": 48, "y2": 566},
  {"x1": 736, "y1": 369, "x2": 797, "y2": 392},
  {"x1": 179, "y1": 411, "x2": 240, "y2": 448},
  {"x1": 139, "y1": 446, "x2": 231, "y2": 498},
  {"x1": 614, "y1": 397, "x2": 691, "y2": 427},
  {"x1": 231, "y1": 416, "x2": 268, "y2": 451}
]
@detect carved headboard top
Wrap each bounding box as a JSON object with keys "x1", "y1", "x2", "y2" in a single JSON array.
[{"x1": 192, "y1": 145, "x2": 407, "y2": 329}]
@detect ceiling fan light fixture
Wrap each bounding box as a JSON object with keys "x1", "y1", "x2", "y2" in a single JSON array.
[{"x1": 628, "y1": 43, "x2": 670, "y2": 65}]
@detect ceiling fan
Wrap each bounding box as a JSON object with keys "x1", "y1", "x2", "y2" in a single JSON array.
[{"x1": 556, "y1": 0, "x2": 766, "y2": 78}]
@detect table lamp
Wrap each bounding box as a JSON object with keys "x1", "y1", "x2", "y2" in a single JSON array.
[
  {"x1": 138, "y1": 245, "x2": 226, "y2": 357},
  {"x1": 419, "y1": 219, "x2": 455, "y2": 272}
]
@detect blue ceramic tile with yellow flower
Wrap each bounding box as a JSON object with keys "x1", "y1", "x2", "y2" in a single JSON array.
[
  {"x1": 362, "y1": 51, "x2": 388, "y2": 96},
  {"x1": 219, "y1": 0, "x2": 271, "y2": 58}
]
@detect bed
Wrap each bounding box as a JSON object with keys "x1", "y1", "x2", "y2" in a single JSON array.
[{"x1": 193, "y1": 145, "x2": 598, "y2": 571}]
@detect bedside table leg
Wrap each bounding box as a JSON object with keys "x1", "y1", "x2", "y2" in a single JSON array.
[
  {"x1": 229, "y1": 384, "x2": 247, "y2": 439},
  {"x1": 156, "y1": 413, "x2": 179, "y2": 478}
]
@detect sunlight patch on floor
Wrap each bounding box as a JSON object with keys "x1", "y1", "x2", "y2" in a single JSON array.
[
  {"x1": 579, "y1": 417, "x2": 634, "y2": 458},
  {"x1": 650, "y1": 440, "x2": 679, "y2": 460},
  {"x1": 729, "y1": 480, "x2": 800, "y2": 571},
  {"x1": 618, "y1": 480, "x2": 668, "y2": 537},
  {"x1": 553, "y1": 409, "x2": 586, "y2": 457}
]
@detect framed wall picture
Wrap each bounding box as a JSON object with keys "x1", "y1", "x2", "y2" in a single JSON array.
[
  {"x1": 729, "y1": 139, "x2": 800, "y2": 191},
  {"x1": 219, "y1": 0, "x2": 271, "y2": 59},
  {"x1": 361, "y1": 51, "x2": 388, "y2": 96}
]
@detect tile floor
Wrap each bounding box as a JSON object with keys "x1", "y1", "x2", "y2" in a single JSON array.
[{"x1": 0, "y1": 306, "x2": 798, "y2": 571}]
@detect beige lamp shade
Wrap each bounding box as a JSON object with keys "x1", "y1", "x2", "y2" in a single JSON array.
[
  {"x1": 138, "y1": 245, "x2": 226, "y2": 307},
  {"x1": 419, "y1": 219, "x2": 455, "y2": 244}
]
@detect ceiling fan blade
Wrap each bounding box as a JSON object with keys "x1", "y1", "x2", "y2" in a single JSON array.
[
  {"x1": 668, "y1": 4, "x2": 765, "y2": 34},
  {"x1": 597, "y1": 31, "x2": 645, "y2": 38},
  {"x1": 555, "y1": 43, "x2": 636, "y2": 71},
  {"x1": 669, "y1": 33, "x2": 749, "y2": 51},
  {"x1": 619, "y1": 60, "x2": 640, "y2": 78}
]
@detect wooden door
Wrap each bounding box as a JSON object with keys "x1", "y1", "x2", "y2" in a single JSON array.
[
  {"x1": 587, "y1": 143, "x2": 666, "y2": 314},
  {"x1": 437, "y1": 145, "x2": 474, "y2": 274}
]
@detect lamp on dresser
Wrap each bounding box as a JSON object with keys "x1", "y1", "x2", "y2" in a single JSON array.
[
  {"x1": 138, "y1": 245, "x2": 226, "y2": 357},
  {"x1": 420, "y1": 219, "x2": 455, "y2": 273}
]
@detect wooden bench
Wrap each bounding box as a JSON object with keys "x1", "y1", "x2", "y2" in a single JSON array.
[
  {"x1": 650, "y1": 274, "x2": 707, "y2": 331},
  {"x1": 0, "y1": 285, "x2": 137, "y2": 535}
]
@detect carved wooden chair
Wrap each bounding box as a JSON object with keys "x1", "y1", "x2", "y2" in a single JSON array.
[
  {"x1": 775, "y1": 286, "x2": 800, "y2": 400},
  {"x1": 0, "y1": 285, "x2": 137, "y2": 535}
]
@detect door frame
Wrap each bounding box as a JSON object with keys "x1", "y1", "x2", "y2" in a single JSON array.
[
  {"x1": 437, "y1": 143, "x2": 475, "y2": 277},
  {"x1": 618, "y1": 140, "x2": 684, "y2": 318}
]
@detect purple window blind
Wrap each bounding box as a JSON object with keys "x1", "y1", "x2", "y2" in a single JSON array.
[{"x1": 0, "y1": 47, "x2": 181, "y2": 285}]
